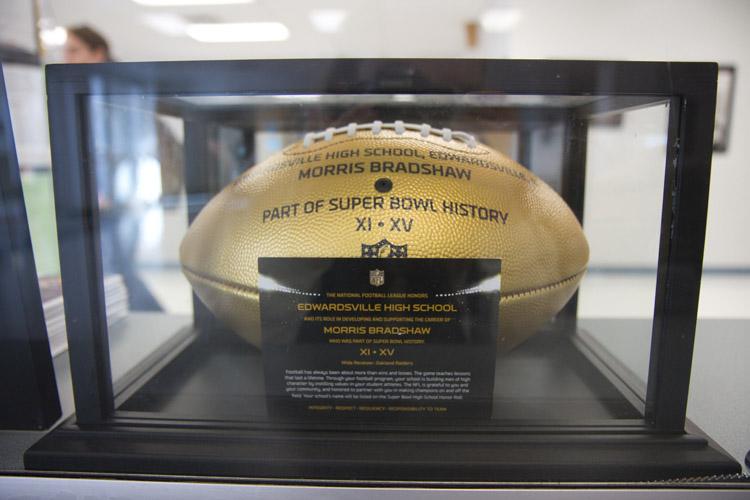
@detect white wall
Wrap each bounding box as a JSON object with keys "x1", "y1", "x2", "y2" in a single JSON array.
[
  {"x1": 0, "y1": 0, "x2": 36, "y2": 52},
  {"x1": 500, "y1": 0, "x2": 750, "y2": 269}
]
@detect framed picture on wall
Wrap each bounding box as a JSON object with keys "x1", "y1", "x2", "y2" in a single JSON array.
[{"x1": 713, "y1": 66, "x2": 736, "y2": 152}]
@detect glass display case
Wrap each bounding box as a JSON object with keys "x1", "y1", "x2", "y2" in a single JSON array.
[
  {"x1": 23, "y1": 59, "x2": 742, "y2": 483},
  {"x1": 0, "y1": 64, "x2": 60, "y2": 430}
]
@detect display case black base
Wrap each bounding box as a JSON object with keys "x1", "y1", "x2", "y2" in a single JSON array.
[
  {"x1": 23, "y1": 320, "x2": 742, "y2": 483},
  {"x1": 24, "y1": 424, "x2": 741, "y2": 483}
]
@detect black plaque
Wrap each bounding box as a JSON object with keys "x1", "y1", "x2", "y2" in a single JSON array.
[{"x1": 259, "y1": 257, "x2": 500, "y2": 420}]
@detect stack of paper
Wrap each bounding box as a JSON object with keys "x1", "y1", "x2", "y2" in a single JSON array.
[{"x1": 38, "y1": 274, "x2": 129, "y2": 356}]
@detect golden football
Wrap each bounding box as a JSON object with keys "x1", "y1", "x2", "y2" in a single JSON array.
[{"x1": 180, "y1": 120, "x2": 589, "y2": 352}]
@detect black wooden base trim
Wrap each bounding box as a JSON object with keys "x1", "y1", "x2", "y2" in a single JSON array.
[{"x1": 25, "y1": 425, "x2": 741, "y2": 483}]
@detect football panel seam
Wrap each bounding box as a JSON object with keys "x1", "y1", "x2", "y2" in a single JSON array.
[{"x1": 181, "y1": 266, "x2": 586, "y2": 304}]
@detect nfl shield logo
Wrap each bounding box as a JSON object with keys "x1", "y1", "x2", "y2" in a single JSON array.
[{"x1": 370, "y1": 269, "x2": 385, "y2": 287}]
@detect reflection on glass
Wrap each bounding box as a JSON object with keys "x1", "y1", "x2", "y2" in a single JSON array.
[{"x1": 578, "y1": 103, "x2": 671, "y2": 395}]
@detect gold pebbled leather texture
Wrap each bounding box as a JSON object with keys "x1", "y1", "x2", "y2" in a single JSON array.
[{"x1": 180, "y1": 128, "x2": 589, "y2": 352}]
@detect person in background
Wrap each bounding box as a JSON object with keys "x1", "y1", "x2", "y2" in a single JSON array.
[{"x1": 63, "y1": 25, "x2": 112, "y2": 64}]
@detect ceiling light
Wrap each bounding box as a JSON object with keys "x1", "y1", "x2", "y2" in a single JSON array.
[
  {"x1": 142, "y1": 13, "x2": 188, "y2": 36},
  {"x1": 186, "y1": 22, "x2": 289, "y2": 42},
  {"x1": 272, "y1": 95, "x2": 322, "y2": 101},
  {"x1": 392, "y1": 94, "x2": 416, "y2": 103},
  {"x1": 132, "y1": 0, "x2": 253, "y2": 6},
  {"x1": 40, "y1": 26, "x2": 67, "y2": 46},
  {"x1": 480, "y1": 8, "x2": 522, "y2": 33},
  {"x1": 309, "y1": 9, "x2": 347, "y2": 33}
]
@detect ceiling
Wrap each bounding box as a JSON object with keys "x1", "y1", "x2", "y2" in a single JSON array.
[{"x1": 38, "y1": 0, "x2": 506, "y2": 62}]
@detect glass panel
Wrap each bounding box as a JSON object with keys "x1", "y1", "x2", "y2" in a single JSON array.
[
  {"x1": 86, "y1": 96, "x2": 193, "y2": 391},
  {"x1": 83, "y1": 92, "x2": 669, "y2": 425},
  {"x1": 578, "y1": 102, "x2": 671, "y2": 399}
]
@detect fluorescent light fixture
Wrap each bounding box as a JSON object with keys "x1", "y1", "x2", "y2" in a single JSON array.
[
  {"x1": 392, "y1": 94, "x2": 416, "y2": 103},
  {"x1": 186, "y1": 22, "x2": 289, "y2": 42},
  {"x1": 133, "y1": 0, "x2": 253, "y2": 6},
  {"x1": 272, "y1": 95, "x2": 322, "y2": 101},
  {"x1": 309, "y1": 9, "x2": 347, "y2": 33},
  {"x1": 480, "y1": 8, "x2": 522, "y2": 33},
  {"x1": 40, "y1": 26, "x2": 67, "y2": 46},
  {"x1": 142, "y1": 13, "x2": 188, "y2": 36}
]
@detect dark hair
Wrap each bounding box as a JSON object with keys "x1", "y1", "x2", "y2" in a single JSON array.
[{"x1": 67, "y1": 25, "x2": 111, "y2": 61}]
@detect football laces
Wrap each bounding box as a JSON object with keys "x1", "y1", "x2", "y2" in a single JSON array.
[{"x1": 302, "y1": 120, "x2": 477, "y2": 149}]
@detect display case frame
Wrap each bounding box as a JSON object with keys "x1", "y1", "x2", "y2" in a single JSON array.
[{"x1": 25, "y1": 59, "x2": 742, "y2": 482}]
